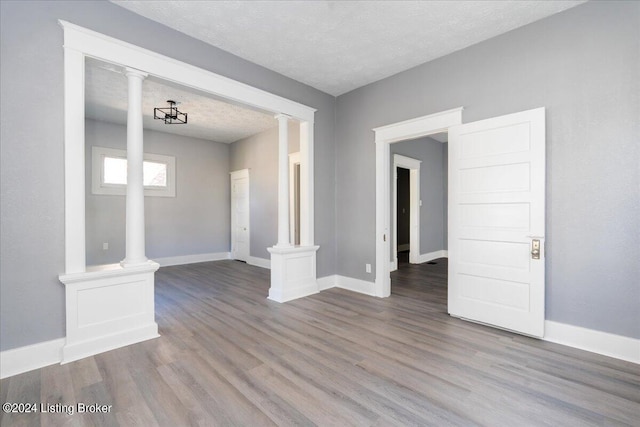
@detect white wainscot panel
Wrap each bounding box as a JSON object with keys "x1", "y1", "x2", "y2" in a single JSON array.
[
  {"x1": 77, "y1": 280, "x2": 146, "y2": 326},
  {"x1": 285, "y1": 254, "x2": 313, "y2": 282}
]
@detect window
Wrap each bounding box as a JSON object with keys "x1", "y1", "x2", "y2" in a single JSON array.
[{"x1": 92, "y1": 146, "x2": 176, "y2": 197}]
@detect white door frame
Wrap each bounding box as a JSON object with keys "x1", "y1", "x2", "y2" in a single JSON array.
[
  {"x1": 373, "y1": 108, "x2": 463, "y2": 297},
  {"x1": 59, "y1": 20, "x2": 317, "y2": 274},
  {"x1": 392, "y1": 154, "x2": 421, "y2": 271}
]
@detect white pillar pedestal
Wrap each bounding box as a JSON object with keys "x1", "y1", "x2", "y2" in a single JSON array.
[
  {"x1": 267, "y1": 245, "x2": 319, "y2": 302},
  {"x1": 59, "y1": 261, "x2": 160, "y2": 363}
]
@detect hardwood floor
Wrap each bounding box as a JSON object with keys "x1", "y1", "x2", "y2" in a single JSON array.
[{"x1": 2, "y1": 259, "x2": 639, "y2": 426}]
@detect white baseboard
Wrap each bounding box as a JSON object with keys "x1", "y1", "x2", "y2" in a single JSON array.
[
  {"x1": 544, "y1": 321, "x2": 639, "y2": 364},
  {"x1": 62, "y1": 324, "x2": 159, "y2": 364},
  {"x1": 1, "y1": 338, "x2": 64, "y2": 379},
  {"x1": 247, "y1": 256, "x2": 271, "y2": 269},
  {"x1": 155, "y1": 252, "x2": 230, "y2": 267},
  {"x1": 391, "y1": 249, "x2": 447, "y2": 270},
  {"x1": 336, "y1": 275, "x2": 376, "y2": 296},
  {"x1": 268, "y1": 283, "x2": 319, "y2": 303},
  {"x1": 416, "y1": 249, "x2": 448, "y2": 264},
  {"x1": 317, "y1": 275, "x2": 337, "y2": 291},
  {"x1": 318, "y1": 275, "x2": 376, "y2": 296}
]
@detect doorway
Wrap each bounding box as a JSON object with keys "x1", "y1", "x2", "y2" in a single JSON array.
[
  {"x1": 231, "y1": 169, "x2": 250, "y2": 262},
  {"x1": 373, "y1": 108, "x2": 463, "y2": 298},
  {"x1": 391, "y1": 154, "x2": 422, "y2": 270},
  {"x1": 396, "y1": 167, "x2": 410, "y2": 265},
  {"x1": 375, "y1": 107, "x2": 546, "y2": 338}
]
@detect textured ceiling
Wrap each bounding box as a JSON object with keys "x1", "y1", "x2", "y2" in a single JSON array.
[
  {"x1": 112, "y1": 0, "x2": 585, "y2": 96},
  {"x1": 85, "y1": 58, "x2": 277, "y2": 143}
]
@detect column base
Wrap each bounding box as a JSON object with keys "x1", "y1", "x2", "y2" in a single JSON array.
[
  {"x1": 267, "y1": 245, "x2": 319, "y2": 303},
  {"x1": 120, "y1": 257, "x2": 149, "y2": 268},
  {"x1": 58, "y1": 261, "x2": 160, "y2": 363}
]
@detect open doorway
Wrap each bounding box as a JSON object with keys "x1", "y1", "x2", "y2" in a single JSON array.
[
  {"x1": 373, "y1": 108, "x2": 462, "y2": 298},
  {"x1": 396, "y1": 167, "x2": 410, "y2": 266},
  {"x1": 390, "y1": 135, "x2": 448, "y2": 292},
  {"x1": 391, "y1": 153, "x2": 421, "y2": 270}
]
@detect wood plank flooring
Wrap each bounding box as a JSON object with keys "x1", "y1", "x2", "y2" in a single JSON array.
[{"x1": 1, "y1": 259, "x2": 639, "y2": 426}]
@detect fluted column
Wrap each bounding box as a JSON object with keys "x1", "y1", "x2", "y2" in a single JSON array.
[
  {"x1": 275, "y1": 114, "x2": 292, "y2": 247},
  {"x1": 121, "y1": 68, "x2": 148, "y2": 267}
]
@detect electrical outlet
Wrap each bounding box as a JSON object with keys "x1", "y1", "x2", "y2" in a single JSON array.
[
  {"x1": 365, "y1": 263, "x2": 371, "y2": 273},
  {"x1": 102, "y1": 242, "x2": 109, "y2": 250}
]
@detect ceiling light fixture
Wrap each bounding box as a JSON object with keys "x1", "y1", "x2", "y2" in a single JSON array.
[{"x1": 154, "y1": 100, "x2": 187, "y2": 124}]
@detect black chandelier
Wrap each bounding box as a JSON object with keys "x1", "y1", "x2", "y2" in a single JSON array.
[{"x1": 154, "y1": 100, "x2": 187, "y2": 124}]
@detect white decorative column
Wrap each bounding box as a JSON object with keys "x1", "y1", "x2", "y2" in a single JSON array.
[
  {"x1": 59, "y1": 66, "x2": 159, "y2": 364},
  {"x1": 268, "y1": 115, "x2": 319, "y2": 302},
  {"x1": 275, "y1": 114, "x2": 292, "y2": 247},
  {"x1": 122, "y1": 68, "x2": 148, "y2": 267}
]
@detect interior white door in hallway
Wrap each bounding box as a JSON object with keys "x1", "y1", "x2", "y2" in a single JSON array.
[
  {"x1": 231, "y1": 169, "x2": 250, "y2": 262},
  {"x1": 448, "y1": 108, "x2": 546, "y2": 337}
]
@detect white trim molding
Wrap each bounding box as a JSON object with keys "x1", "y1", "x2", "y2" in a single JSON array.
[
  {"x1": 316, "y1": 275, "x2": 376, "y2": 296},
  {"x1": 317, "y1": 275, "x2": 338, "y2": 291},
  {"x1": 154, "y1": 252, "x2": 230, "y2": 267},
  {"x1": 335, "y1": 276, "x2": 376, "y2": 296},
  {"x1": 247, "y1": 256, "x2": 271, "y2": 269},
  {"x1": 374, "y1": 108, "x2": 463, "y2": 298},
  {"x1": 0, "y1": 338, "x2": 65, "y2": 379},
  {"x1": 544, "y1": 321, "x2": 640, "y2": 364},
  {"x1": 59, "y1": 21, "x2": 316, "y2": 123},
  {"x1": 416, "y1": 250, "x2": 448, "y2": 264}
]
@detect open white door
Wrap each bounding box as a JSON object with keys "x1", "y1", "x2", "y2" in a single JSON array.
[
  {"x1": 448, "y1": 108, "x2": 545, "y2": 337},
  {"x1": 231, "y1": 169, "x2": 250, "y2": 262}
]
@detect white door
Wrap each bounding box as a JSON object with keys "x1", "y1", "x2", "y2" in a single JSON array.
[
  {"x1": 448, "y1": 108, "x2": 545, "y2": 337},
  {"x1": 230, "y1": 169, "x2": 250, "y2": 262}
]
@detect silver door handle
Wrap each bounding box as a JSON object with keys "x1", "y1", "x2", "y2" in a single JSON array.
[{"x1": 531, "y1": 239, "x2": 541, "y2": 260}]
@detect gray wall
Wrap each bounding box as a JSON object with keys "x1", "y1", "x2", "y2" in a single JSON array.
[
  {"x1": 336, "y1": 1, "x2": 639, "y2": 338},
  {"x1": 0, "y1": 0, "x2": 336, "y2": 351},
  {"x1": 85, "y1": 119, "x2": 230, "y2": 265},
  {"x1": 391, "y1": 136, "x2": 447, "y2": 259},
  {"x1": 229, "y1": 123, "x2": 300, "y2": 260}
]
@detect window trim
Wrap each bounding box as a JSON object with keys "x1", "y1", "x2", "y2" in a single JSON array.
[{"x1": 91, "y1": 146, "x2": 176, "y2": 197}]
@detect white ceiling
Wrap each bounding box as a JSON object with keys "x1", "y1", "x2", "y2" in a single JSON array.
[
  {"x1": 92, "y1": 1, "x2": 584, "y2": 143},
  {"x1": 85, "y1": 58, "x2": 277, "y2": 143},
  {"x1": 112, "y1": 0, "x2": 585, "y2": 96}
]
